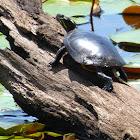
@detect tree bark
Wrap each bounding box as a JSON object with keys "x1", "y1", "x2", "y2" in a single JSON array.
[{"x1": 0, "y1": 0, "x2": 140, "y2": 139}]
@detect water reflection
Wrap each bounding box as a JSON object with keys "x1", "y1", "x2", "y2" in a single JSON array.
[{"x1": 122, "y1": 14, "x2": 140, "y2": 29}]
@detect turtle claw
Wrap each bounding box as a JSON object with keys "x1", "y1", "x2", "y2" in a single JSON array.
[{"x1": 103, "y1": 84, "x2": 113, "y2": 92}]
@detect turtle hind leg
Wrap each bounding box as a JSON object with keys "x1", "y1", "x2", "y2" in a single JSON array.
[
  {"x1": 97, "y1": 69, "x2": 113, "y2": 92},
  {"x1": 50, "y1": 46, "x2": 66, "y2": 66}
]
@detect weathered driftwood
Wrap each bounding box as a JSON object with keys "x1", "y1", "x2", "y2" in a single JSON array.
[{"x1": 0, "y1": 0, "x2": 140, "y2": 139}]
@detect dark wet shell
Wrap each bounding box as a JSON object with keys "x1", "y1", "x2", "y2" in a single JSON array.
[{"x1": 63, "y1": 29, "x2": 126, "y2": 67}]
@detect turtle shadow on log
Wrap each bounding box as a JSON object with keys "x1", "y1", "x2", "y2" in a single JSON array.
[{"x1": 62, "y1": 54, "x2": 108, "y2": 89}]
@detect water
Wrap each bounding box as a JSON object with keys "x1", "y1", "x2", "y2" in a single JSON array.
[{"x1": 0, "y1": 85, "x2": 37, "y2": 129}]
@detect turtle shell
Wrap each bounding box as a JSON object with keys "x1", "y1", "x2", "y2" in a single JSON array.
[{"x1": 63, "y1": 29, "x2": 126, "y2": 67}]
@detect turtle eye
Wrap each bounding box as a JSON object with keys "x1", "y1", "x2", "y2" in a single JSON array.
[
  {"x1": 56, "y1": 14, "x2": 64, "y2": 20},
  {"x1": 59, "y1": 14, "x2": 64, "y2": 19},
  {"x1": 61, "y1": 15, "x2": 64, "y2": 18}
]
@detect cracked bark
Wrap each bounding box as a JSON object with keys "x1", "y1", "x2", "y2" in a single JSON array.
[{"x1": 0, "y1": 0, "x2": 140, "y2": 139}]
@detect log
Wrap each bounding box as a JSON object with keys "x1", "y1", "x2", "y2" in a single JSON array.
[{"x1": 0, "y1": 0, "x2": 140, "y2": 139}]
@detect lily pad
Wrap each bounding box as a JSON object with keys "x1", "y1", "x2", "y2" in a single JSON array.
[
  {"x1": 131, "y1": 0, "x2": 140, "y2": 5},
  {"x1": 123, "y1": 5, "x2": 140, "y2": 14},
  {"x1": 125, "y1": 54, "x2": 140, "y2": 64},
  {"x1": 0, "y1": 135, "x2": 14, "y2": 140},
  {"x1": 128, "y1": 79, "x2": 140, "y2": 91},
  {"x1": 71, "y1": 16, "x2": 89, "y2": 24},
  {"x1": 25, "y1": 132, "x2": 44, "y2": 139},
  {"x1": 0, "y1": 84, "x2": 20, "y2": 114},
  {"x1": 42, "y1": 0, "x2": 92, "y2": 17},
  {"x1": 0, "y1": 123, "x2": 45, "y2": 136},
  {"x1": 11, "y1": 137, "x2": 33, "y2": 140},
  {"x1": 123, "y1": 54, "x2": 140, "y2": 74},
  {"x1": 63, "y1": 133, "x2": 75, "y2": 140},
  {"x1": 0, "y1": 33, "x2": 10, "y2": 49},
  {"x1": 99, "y1": 0, "x2": 135, "y2": 14},
  {"x1": 44, "y1": 131, "x2": 62, "y2": 137},
  {"x1": 109, "y1": 29, "x2": 140, "y2": 46},
  {"x1": 123, "y1": 66, "x2": 140, "y2": 74}
]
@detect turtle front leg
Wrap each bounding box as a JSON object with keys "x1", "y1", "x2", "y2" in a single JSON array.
[
  {"x1": 50, "y1": 46, "x2": 66, "y2": 66},
  {"x1": 96, "y1": 69, "x2": 113, "y2": 92}
]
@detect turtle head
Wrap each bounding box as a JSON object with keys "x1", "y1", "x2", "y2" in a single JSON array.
[{"x1": 56, "y1": 14, "x2": 77, "y2": 32}]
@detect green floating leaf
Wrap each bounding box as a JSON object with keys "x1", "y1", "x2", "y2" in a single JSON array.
[
  {"x1": 123, "y1": 54, "x2": 140, "y2": 75},
  {"x1": 109, "y1": 29, "x2": 140, "y2": 46},
  {"x1": 0, "y1": 33, "x2": 3, "y2": 36},
  {"x1": 42, "y1": 0, "x2": 92, "y2": 17},
  {"x1": 0, "y1": 83, "x2": 10, "y2": 95},
  {"x1": 10, "y1": 138, "x2": 33, "y2": 140},
  {"x1": 0, "y1": 135, "x2": 14, "y2": 140},
  {"x1": 0, "y1": 84, "x2": 19, "y2": 113},
  {"x1": 0, "y1": 33, "x2": 10, "y2": 49},
  {"x1": 123, "y1": 55, "x2": 140, "y2": 89},
  {"x1": 10, "y1": 136, "x2": 34, "y2": 140},
  {"x1": 0, "y1": 122, "x2": 45, "y2": 136},
  {"x1": 63, "y1": 133, "x2": 75, "y2": 140},
  {"x1": 123, "y1": 66, "x2": 140, "y2": 74},
  {"x1": 125, "y1": 54, "x2": 140, "y2": 65},
  {"x1": 128, "y1": 79, "x2": 140, "y2": 91},
  {"x1": 133, "y1": 0, "x2": 140, "y2": 5},
  {"x1": 71, "y1": 16, "x2": 89, "y2": 24},
  {"x1": 25, "y1": 132, "x2": 44, "y2": 139},
  {"x1": 99, "y1": 0, "x2": 135, "y2": 14},
  {"x1": 0, "y1": 84, "x2": 5, "y2": 95},
  {"x1": 44, "y1": 131, "x2": 62, "y2": 137}
]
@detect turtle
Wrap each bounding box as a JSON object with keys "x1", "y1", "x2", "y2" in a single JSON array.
[{"x1": 50, "y1": 14, "x2": 128, "y2": 92}]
